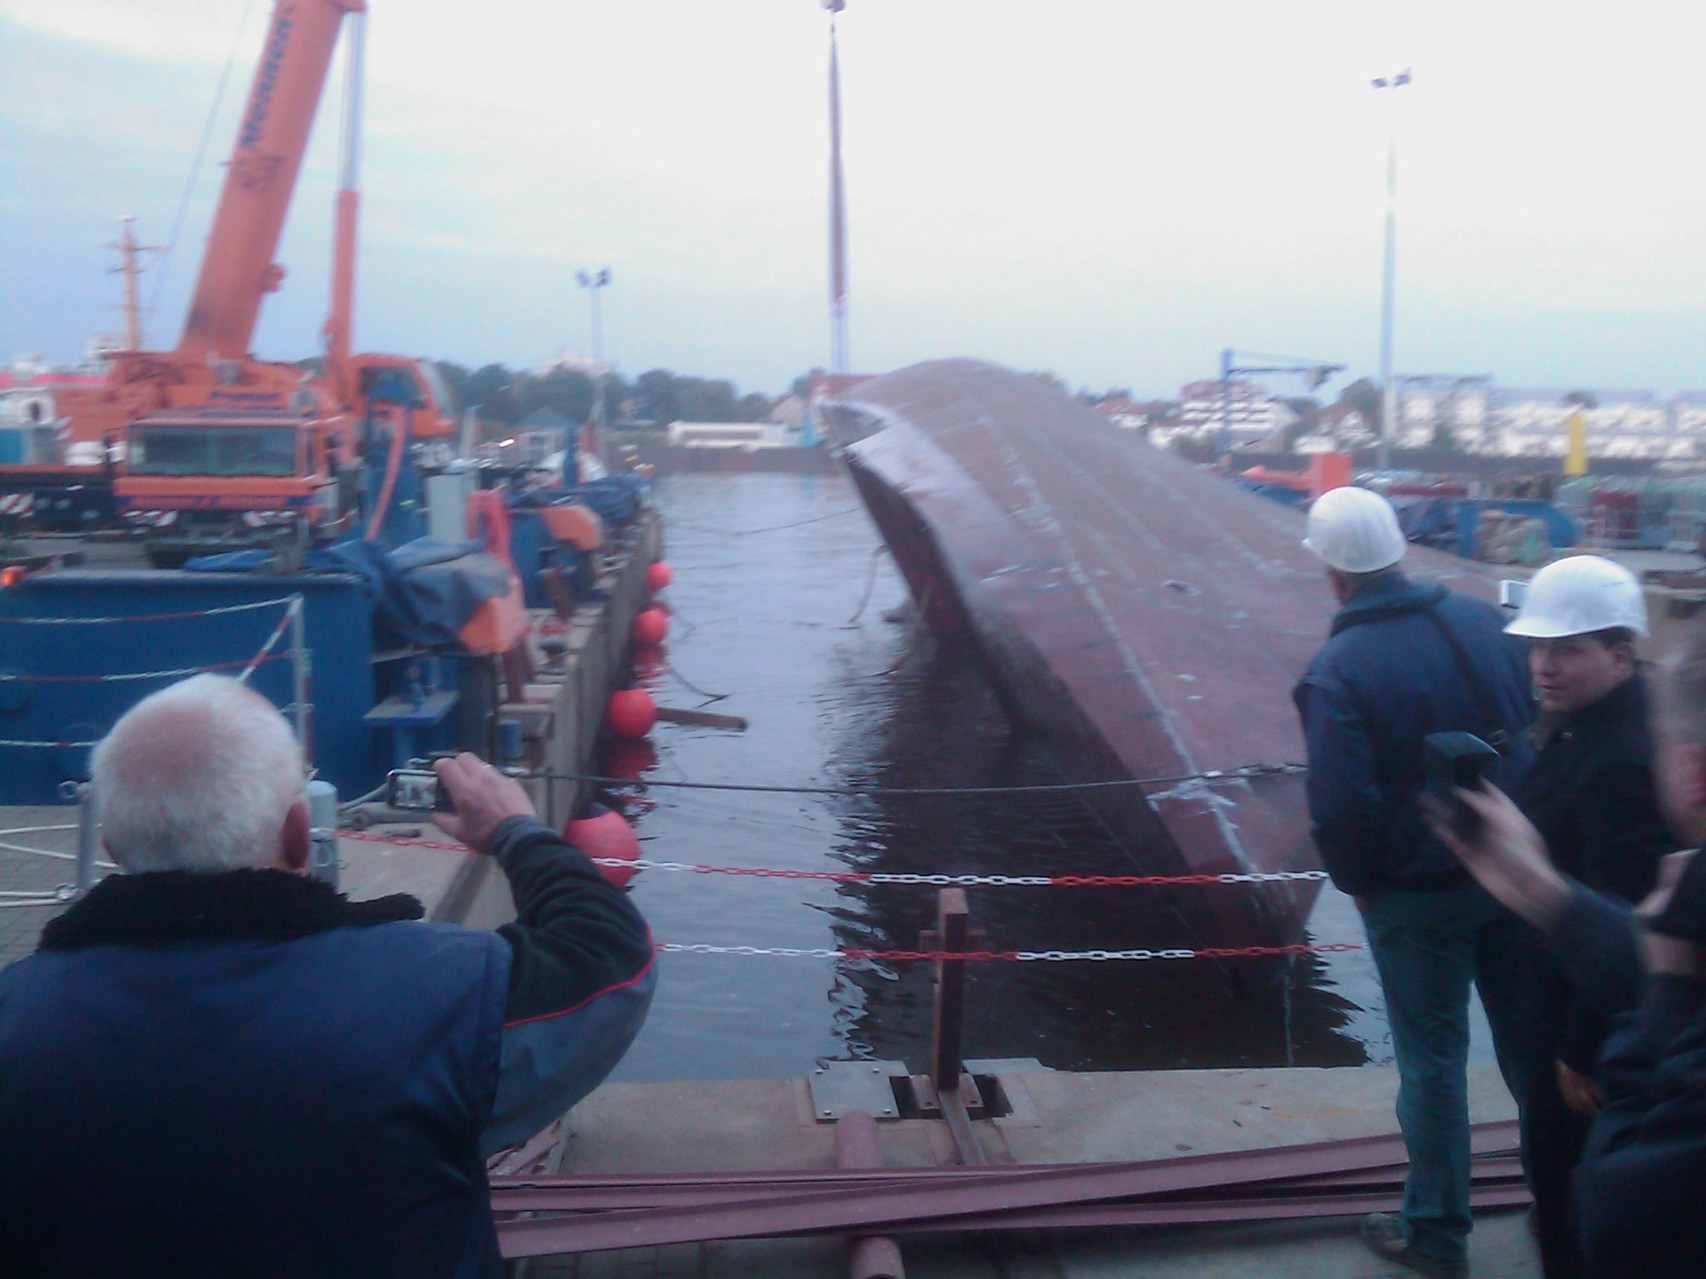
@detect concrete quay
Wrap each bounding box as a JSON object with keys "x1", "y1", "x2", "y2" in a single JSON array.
[
  {"x1": 527, "y1": 1063, "x2": 1535, "y2": 1279},
  {"x1": 0, "y1": 803, "x2": 1538, "y2": 1277}
]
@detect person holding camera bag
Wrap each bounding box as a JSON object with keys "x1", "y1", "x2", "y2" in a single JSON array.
[
  {"x1": 1499, "y1": 555, "x2": 1673, "y2": 1278},
  {"x1": 1295, "y1": 486, "x2": 1539, "y2": 1279}
]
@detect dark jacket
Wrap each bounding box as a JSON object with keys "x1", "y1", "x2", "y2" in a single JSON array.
[
  {"x1": 1294, "y1": 571, "x2": 1536, "y2": 896},
  {"x1": 1514, "y1": 674, "x2": 1672, "y2": 1071},
  {"x1": 0, "y1": 816, "x2": 655, "y2": 1278},
  {"x1": 1539, "y1": 885, "x2": 1706, "y2": 1279}
]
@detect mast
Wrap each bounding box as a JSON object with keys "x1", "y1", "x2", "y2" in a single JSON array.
[
  {"x1": 107, "y1": 216, "x2": 161, "y2": 350},
  {"x1": 825, "y1": 1, "x2": 849, "y2": 377},
  {"x1": 323, "y1": 6, "x2": 366, "y2": 404}
]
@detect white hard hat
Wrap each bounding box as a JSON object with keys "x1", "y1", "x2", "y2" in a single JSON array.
[
  {"x1": 1505, "y1": 555, "x2": 1649, "y2": 639},
  {"x1": 1303, "y1": 486, "x2": 1407, "y2": 573}
]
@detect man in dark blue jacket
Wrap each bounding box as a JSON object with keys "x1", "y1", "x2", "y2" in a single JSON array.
[
  {"x1": 0, "y1": 674, "x2": 656, "y2": 1277},
  {"x1": 1435, "y1": 631, "x2": 1706, "y2": 1279},
  {"x1": 1295, "y1": 486, "x2": 1538, "y2": 1279}
]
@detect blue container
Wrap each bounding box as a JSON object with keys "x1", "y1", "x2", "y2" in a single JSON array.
[{"x1": 0, "y1": 570, "x2": 380, "y2": 805}]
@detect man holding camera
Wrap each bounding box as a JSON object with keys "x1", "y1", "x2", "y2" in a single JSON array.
[
  {"x1": 0, "y1": 674, "x2": 656, "y2": 1277},
  {"x1": 1296, "y1": 486, "x2": 1539, "y2": 1279},
  {"x1": 1433, "y1": 627, "x2": 1706, "y2": 1278}
]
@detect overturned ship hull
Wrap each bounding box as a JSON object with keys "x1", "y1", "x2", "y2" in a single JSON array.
[{"x1": 826, "y1": 361, "x2": 1359, "y2": 949}]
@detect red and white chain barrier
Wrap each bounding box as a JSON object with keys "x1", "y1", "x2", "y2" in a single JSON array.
[
  {"x1": 332, "y1": 828, "x2": 1358, "y2": 961},
  {"x1": 656, "y1": 942, "x2": 1362, "y2": 962},
  {"x1": 333, "y1": 828, "x2": 1328, "y2": 888}
]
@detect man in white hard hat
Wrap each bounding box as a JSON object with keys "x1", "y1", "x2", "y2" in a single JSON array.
[
  {"x1": 1427, "y1": 629, "x2": 1706, "y2": 1279},
  {"x1": 1501, "y1": 555, "x2": 1671, "y2": 1279},
  {"x1": 1296, "y1": 485, "x2": 1540, "y2": 1279}
]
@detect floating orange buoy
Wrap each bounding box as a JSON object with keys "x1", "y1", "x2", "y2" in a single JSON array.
[
  {"x1": 566, "y1": 803, "x2": 640, "y2": 888},
  {"x1": 645, "y1": 560, "x2": 673, "y2": 591},
  {"x1": 631, "y1": 607, "x2": 669, "y2": 646},
  {"x1": 629, "y1": 643, "x2": 666, "y2": 684},
  {"x1": 606, "y1": 686, "x2": 657, "y2": 739}
]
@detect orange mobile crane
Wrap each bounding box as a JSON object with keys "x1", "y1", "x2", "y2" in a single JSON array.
[{"x1": 12, "y1": 0, "x2": 453, "y2": 563}]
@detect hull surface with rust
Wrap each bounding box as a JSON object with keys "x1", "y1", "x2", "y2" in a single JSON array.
[{"x1": 826, "y1": 360, "x2": 1507, "y2": 951}]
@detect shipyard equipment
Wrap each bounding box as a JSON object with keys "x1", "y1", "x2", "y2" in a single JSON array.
[{"x1": 1, "y1": 0, "x2": 453, "y2": 563}]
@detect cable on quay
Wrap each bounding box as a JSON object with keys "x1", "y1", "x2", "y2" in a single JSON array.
[
  {"x1": 331, "y1": 828, "x2": 1328, "y2": 888},
  {"x1": 0, "y1": 595, "x2": 299, "y2": 626}
]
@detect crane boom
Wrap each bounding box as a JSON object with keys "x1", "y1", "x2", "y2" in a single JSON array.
[{"x1": 178, "y1": 0, "x2": 365, "y2": 358}]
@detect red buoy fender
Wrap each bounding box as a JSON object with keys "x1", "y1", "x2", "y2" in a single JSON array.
[
  {"x1": 566, "y1": 803, "x2": 639, "y2": 888},
  {"x1": 631, "y1": 607, "x2": 669, "y2": 646},
  {"x1": 645, "y1": 561, "x2": 674, "y2": 592},
  {"x1": 606, "y1": 687, "x2": 658, "y2": 739}
]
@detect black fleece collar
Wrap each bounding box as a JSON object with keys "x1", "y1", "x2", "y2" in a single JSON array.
[{"x1": 39, "y1": 868, "x2": 424, "y2": 952}]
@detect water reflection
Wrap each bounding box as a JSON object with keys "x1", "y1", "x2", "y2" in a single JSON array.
[
  {"x1": 819, "y1": 646, "x2": 1371, "y2": 1073},
  {"x1": 611, "y1": 472, "x2": 1379, "y2": 1082}
]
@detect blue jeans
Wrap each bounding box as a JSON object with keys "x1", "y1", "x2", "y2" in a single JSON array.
[{"x1": 1362, "y1": 882, "x2": 1539, "y2": 1265}]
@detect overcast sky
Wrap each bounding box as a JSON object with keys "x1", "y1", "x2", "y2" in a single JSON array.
[{"x1": 3, "y1": 1, "x2": 1703, "y2": 399}]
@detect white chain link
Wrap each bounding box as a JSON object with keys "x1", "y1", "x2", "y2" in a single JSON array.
[
  {"x1": 660, "y1": 943, "x2": 1235, "y2": 961},
  {"x1": 609, "y1": 859, "x2": 1327, "y2": 887}
]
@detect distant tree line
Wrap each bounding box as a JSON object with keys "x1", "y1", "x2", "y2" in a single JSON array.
[{"x1": 433, "y1": 361, "x2": 778, "y2": 438}]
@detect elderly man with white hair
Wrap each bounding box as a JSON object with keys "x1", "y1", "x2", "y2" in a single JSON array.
[{"x1": 0, "y1": 674, "x2": 655, "y2": 1278}]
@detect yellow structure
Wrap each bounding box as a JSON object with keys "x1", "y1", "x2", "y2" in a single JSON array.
[{"x1": 1565, "y1": 409, "x2": 1588, "y2": 476}]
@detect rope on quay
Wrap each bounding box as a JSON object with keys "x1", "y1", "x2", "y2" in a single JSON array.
[
  {"x1": 0, "y1": 596, "x2": 299, "y2": 626},
  {"x1": 546, "y1": 761, "x2": 1307, "y2": 798}
]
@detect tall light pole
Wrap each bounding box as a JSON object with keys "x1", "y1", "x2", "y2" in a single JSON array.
[
  {"x1": 823, "y1": 0, "x2": 850, "y2": 377},
  {"x1": 576, "y1": 267, "x2": 612, "y2": 432},
  {"x1": 1372, "y1": 68, "x2": 1410, "y2": 473}
]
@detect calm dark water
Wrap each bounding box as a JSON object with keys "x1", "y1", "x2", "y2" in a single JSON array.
[{"x1": 608, "y1": 472, "x2": 1475, "y2": 1083}]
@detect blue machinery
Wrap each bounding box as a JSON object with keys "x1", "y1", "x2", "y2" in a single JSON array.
[{"x1": 0, "y1": 571, "x2": 455, "y2": 805}]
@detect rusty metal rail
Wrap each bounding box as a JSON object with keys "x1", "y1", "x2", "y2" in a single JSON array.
[{"x1": 492, "y1": 1121, "x2": 1523, "y2": 1257}]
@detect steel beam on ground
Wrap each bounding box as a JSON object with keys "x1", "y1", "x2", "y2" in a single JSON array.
[{"x1": 495, "y1": 1121, "x2": 1520, "y2": 1257}]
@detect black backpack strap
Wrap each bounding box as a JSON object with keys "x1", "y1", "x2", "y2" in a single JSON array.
[{"x1": 1421, "y1": 604, "x2": 1512, "y2": 753}]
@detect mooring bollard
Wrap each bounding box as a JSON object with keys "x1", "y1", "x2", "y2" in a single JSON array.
[{"x1": 57, "y1": 780, "x2": 98, "y2": 899}]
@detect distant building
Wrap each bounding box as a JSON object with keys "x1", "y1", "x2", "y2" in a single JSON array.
[
  {"x1": 1394, "y1": 375, "x2": 1495, "y2": 451},
  {"x1": 666, "y1": 421, "x2": 785, "y2": 450},
  {"x1": 1159, "y1": 379, "x2": 1287, "y2": 450},
  {"x1": 1294, "y1": 404, "x2": 1374, "y2": 454},
  {"x1": 1094, "y1": 397, "x2": 1149, "y2": 431},
  {"x1": 1492, "y1": 388, "x2": 1673, "y2": 460}
]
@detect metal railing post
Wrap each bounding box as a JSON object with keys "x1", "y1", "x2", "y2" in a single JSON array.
[{"x1": 289, "y1": 594, "x2": 312, "y2": 760}]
